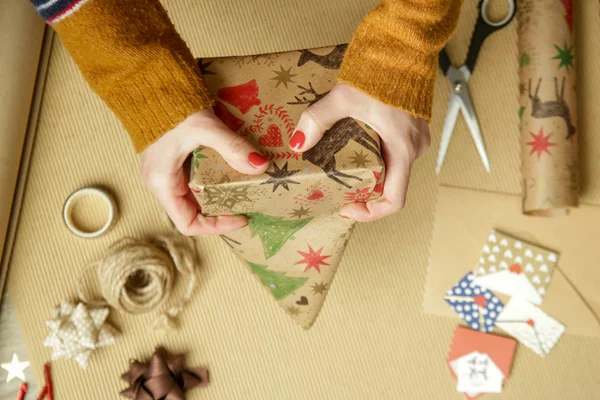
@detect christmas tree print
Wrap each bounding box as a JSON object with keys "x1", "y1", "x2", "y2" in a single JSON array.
[
  {"x1": 246, "y1": 212, "x2": 313, "y2": 259},
  {"x1": 193, "y1": 147, "x2": 208, "y2": 168},
  {"x1": 248, "y1": 262, "x2": 308, "y2": 300}
]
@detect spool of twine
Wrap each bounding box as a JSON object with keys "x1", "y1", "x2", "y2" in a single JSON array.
[{"x1": 78, "y1": 236, "x2": 197, "y2": 332}]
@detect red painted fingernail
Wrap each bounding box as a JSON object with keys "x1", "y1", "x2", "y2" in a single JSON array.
[
  {"x1": 248, "y1": 152, "x2": 268, "y2": 167},
  {"x1": 289, "y1": 131, "x2": 305, "y2": 150},
  {"x1": 340, "y1": 215, "x2": 349, "y2": 219}
]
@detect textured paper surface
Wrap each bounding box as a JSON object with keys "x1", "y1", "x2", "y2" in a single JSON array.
[
  {"x1": 191, "y1": 47, "x2": 384, "y2": 328},
  {"x1": 5, "y1": 0, "x2": 600, "y2": 398},
  {"x1": 163, "y1": 0, "x2": 378, "y2": 57},
  {"x1": 0, "y1": 1, "x2": 46, "y2": 290},
  {"x1": 472, "y1": 230, "x2": 558, "y2": 305},
  {"x1": 518, "y1": 0, "x2": 578, "y2": 216},
  {"x1": 496, "y1": 298, "x2": 566, "y2": 357},
  {"x1": 425, "y1": 186, "x2": 600, "y2": 337}
]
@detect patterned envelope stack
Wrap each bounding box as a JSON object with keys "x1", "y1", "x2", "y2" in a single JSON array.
[
  {"x1": 190, "y1": 46, "x2": 385, "y2": 328},
  {"x1": 445, "y1": 229, "x2": 566, "y2": 362},
  {"x1": 441, "y1": 229, "x2": 569, "y2": 398}
]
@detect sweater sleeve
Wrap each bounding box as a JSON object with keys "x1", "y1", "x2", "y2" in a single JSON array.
[
  {"x1": 30, "y1": 0, "x2": 215, "y2": 152},
  {"x1": 338, "y1": 0, "x2": 463, "y2": 122}
]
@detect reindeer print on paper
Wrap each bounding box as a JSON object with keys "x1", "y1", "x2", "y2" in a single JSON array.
[
  {"x1": 302, "y1": 118, "x2": 381, "y2": 188},
  {"x1": 288, "y1": 83, "x2": 381, "y2": 188},
  {"x1": 528, "y1": 77, "x2": 576, "y2": 139},
  {"x1": 297, "y1": 44, "x2": 348, "y2": 69},
  {"x1": 518, "y1": 0, "x2": 578, "y2": 214}
]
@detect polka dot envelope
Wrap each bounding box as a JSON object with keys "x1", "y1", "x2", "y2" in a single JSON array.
[{"x1": 445, "y1": 272, "x2": 505, "y2": 332}]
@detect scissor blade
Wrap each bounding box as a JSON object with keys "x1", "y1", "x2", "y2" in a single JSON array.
[
  {"x1": 436, "y1": 94, "x2": 461, "y2": 175},
  {"x1": 457, "y1": 86, "x2": 491, "y2": 173}
]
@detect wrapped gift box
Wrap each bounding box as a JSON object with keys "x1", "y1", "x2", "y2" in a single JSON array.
[{"x1": 190, "y1": 46, "x2": 385, "y2": 327}]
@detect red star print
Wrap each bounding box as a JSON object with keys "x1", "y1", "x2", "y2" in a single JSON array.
[
  {"x1": 296, "y1": 245, "x2": 331, "y2": 273},
  {"x1": 527, "y1": 127, "x2": 556, "y2": 160}
]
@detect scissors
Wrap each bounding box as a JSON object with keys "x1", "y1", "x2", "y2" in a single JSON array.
[{"x1": 436, "y1": 0, "x2": 516, "y2": 174}]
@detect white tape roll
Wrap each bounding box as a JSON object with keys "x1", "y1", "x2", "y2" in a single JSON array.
[{"x1": 63, "y1": 187, "x2": 117, "y2": 239}]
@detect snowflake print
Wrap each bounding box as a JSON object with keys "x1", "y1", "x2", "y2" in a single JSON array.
[
  {"x1": 234, "y1": 53, "x2": 277, "y2": 68},
  {"x1": 344, "y1": 188, "x2": 371, "y2": 202},
  {"x1": 203, "y1": 186, "x2": 253, "y2": 211}
]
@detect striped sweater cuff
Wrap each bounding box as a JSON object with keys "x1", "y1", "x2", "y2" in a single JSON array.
[{"x1": 30, "y1": 0, "x2": 90, "y2": 24}]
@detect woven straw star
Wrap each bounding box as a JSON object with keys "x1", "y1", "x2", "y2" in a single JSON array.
[{"x1": 43, "y1": 301, "x2": 117, "y2": 369}]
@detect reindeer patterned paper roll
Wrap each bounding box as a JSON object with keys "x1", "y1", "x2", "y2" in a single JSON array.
[
  {"x1": 190, "y1": 46, "x2": 385, "y2": 328},
  {"x1": 518, "y1": 0, "x2": 578, "y2": 216}
]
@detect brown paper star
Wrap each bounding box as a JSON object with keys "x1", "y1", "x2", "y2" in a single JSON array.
[
  {"x1": 120, "y1": 347, "x2": 208, "y2": 400},
  {"x1": 271, "y1": 65, "x2": 297, "y2": 88},
  {"x1": 311, "y1": 282, "x2": 329, "y2": 295},
  {"x1": 286, "y1": 306, "x2": 301, "y2": 316},
  {"x1": 289, "y1": 206, "x2": 311, "y2": 219},
  {"x1": 349, "y1": 150, "x2": 371, "y2": 168},
  {"x1": 261, "y1": 162, "x2": 300, "y2": 192}
]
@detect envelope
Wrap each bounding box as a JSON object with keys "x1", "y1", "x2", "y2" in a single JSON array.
[
  {"x1": 472, "y1": 230, "x2": 559, "y2": 305},
  {"x1": 444, "y1": 272, "x2": 505, "y2": 333},
  {"x1": 496, "y1": 298, "x2": 565, "y2": 357},
  {"x1": 447, "y1": 327, "x2": 517, "y2": 400},
  {"x1": 424, "y1": 186, "x2": 600, "y2": 337}
]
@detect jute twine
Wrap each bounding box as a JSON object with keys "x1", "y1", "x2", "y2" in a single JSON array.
[{"x1": 78, "y1": 236, "x2": 197, "y2": 333}]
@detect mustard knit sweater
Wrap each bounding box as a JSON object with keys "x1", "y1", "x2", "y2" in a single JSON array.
[{"x1": 30, "y1": 0, "x2": 462, "y2": 152}]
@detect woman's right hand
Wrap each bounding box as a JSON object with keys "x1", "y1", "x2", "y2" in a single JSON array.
[{"x1": 140, "y1": 108, "x2": 270, "y2": 236}]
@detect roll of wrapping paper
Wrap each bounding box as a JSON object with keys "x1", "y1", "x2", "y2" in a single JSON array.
[
  {"x1": 518, "y1": 0, "x2": 577, "y2": 216},
  {"x1": 0, "y1": 2, "x2": 47, "y2": 293}
]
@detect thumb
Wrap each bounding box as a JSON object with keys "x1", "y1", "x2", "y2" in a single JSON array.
[
  {"x1": 183, "y1": 110, "x2": 270, "y2": 175},
  {"x1": 290, "y1": 89, "x2": 349, "y2": 152},
  {"x1": 202, "y1": 124, "x2": 270, "y2": 175}
]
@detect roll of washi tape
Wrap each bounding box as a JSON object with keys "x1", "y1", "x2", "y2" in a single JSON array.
[{"x1": 63, "y1": 188, "x2": 117, "y2": 238}]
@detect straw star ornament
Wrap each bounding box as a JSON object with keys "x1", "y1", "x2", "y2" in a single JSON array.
[{"x1": 43, "y1": 301, "x2": 117, "y2": 369}]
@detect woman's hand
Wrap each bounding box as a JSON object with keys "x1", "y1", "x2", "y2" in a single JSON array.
[
  {"x1": 291, "y1": 83, "x2": 430, "y2": 221},
  {"x1": 140, "y1": 108, "x2": 269, "y2": 235}
]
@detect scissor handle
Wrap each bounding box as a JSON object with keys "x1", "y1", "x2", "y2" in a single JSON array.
[
  {"x1": 439, "y1": 48, "x2": 452, "y2": 75},
  {"x1": 464, "y1": 0, "x2": 516, "y2": 74}
]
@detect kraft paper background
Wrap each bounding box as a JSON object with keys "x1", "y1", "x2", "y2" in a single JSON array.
[
  {"x1": 3, "y1": 0, "x2": 600, "y2": 399},
  {"x1": 0, "y1": 1, "x2": 45, "y2": 293}
]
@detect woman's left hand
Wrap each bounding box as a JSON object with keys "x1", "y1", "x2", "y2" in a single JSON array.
[{"x1": 290, "y1": 83, "x2": 430, "y2": 221}]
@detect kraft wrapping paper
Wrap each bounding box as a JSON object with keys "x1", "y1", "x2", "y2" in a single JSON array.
[
  {"x1": 4, "y1": 0, "x2": 600, "y2": 398},
  {"x1": 0, "y1": 1, "x2": 46, "y2": 292},
  {"x1": 191, "y1": 47, "x2": 384, "y2": 328},
  {"x1": 518, "y1": 0, "x2": 578, "y2": 216}
]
